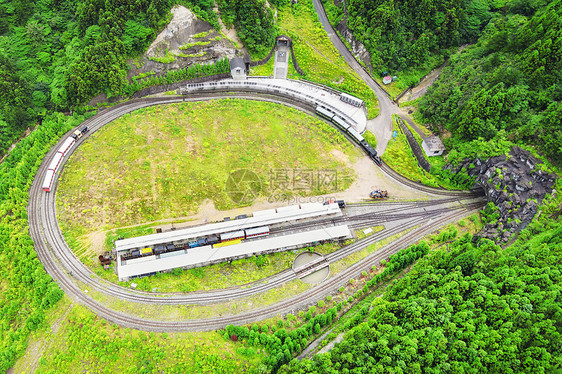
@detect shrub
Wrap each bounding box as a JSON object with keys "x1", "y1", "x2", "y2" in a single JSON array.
[{"x1": 314, "y1": 323, "x2": 321, "y2": 334}]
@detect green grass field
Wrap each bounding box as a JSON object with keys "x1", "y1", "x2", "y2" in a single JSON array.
[
  {"x1": 56, "y1": 99, "x2": 360, "y2": 291},
  {"x1": 14, "y1": 298, "x2": 262, "y2": 374},
  {"x1": 57, "y1": 99, "x2": 359, "y2": 232}
]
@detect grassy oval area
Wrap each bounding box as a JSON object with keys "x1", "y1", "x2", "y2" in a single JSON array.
[{"x1": 57, "y1": 99, "x2": 361, "y2": 291}]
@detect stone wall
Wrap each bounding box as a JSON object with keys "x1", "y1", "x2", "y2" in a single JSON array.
[
  {"x1": 450, "y1": 147, "x2": 556, "y2": 243},
  {"x1": 397, "y1": 116, "x2": 431, "y2": 172}
]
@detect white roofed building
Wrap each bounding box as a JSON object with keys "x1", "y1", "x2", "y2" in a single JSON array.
[{"x1": 422, "y1": 136, "x2": 446, "y2": 157}]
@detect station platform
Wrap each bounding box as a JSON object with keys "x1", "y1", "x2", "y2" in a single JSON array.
[
  {"x1": 117, "y1": 225, "x2": 351, "y2": 281},
  {"x1": 115, "y1": 202, "x2": 342, "y2": 254}
]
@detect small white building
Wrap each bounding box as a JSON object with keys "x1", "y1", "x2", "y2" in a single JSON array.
[
  {"x1": 230, "y1": 57, "x2": 246, "y2": 80},
  {"x1": 422, "y1": 136, "x2": 446, "y2": 157},
  {"x1": 383, "y1": 76, "x2": 392, "y2": 85}
]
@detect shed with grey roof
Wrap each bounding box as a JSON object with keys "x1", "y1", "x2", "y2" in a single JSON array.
[
  {"x1": 230, "y1": 57, "x2": 246, "y2": 80},
  {"x1": 422, "y1": 136, "x2": 446, "y2": 157}
]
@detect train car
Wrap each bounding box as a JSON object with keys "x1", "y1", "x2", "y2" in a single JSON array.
[
  {"x1": 173, "y1": 240, "x2": 189, "y2": 249},
  {"x1": 131, "y1": 249, "x2": 141, "y2": 258},
  {"x1": 42, "y1": 170, "x2": 55, "y2": 192},
  {"x1": 220, "y1": 230, "x2": 245, "y2": 242},
  {"x1": 57, "y1": 137, "x2": 75, "y2": 156},
  {"x1": 332, "y1": 115, "x2": 351, "y2": 131},
  {"x1": 47, "y1": 152, "x2": 64, "y2": 172},
  {"x1": 207, "y1": 236, "x2": 220, "y2": 245},
  {"x1": 197, "y1": 238, "x2": 208, "y2": 247},
  {"x1": 346, "y1": 127, "x2": 364, "y2": 144},
  {"x1": 245, "y1": 226, "x2": 270, "y2": 238},
  {"x1": 213, "y1": 238, "x2": 242, "y2": 248},
  {"x1": 140, "y1": 247, "x2": 153, "y2": 257},
  {"x1": 154, "y1": 245, "x2": 166, "y2": 255},
  {"x1": 316, "y1": 105, "x2": 334, "y2": 121}
]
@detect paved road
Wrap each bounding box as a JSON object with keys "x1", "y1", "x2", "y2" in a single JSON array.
[{"x1": 311, "y1": 0, "x2": 399, "y2": 155}]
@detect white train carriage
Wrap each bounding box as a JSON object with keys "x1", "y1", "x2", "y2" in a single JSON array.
[
  {"x1": 245, "y1": 226, "x2": 270, "y2": 238},
  {"x1": 48, "y1": 152, "x2": 64, "y2": 172},
  {"x1": 220, "y1": 230, "x2": 245, "y2": 242},
  {"x1": 57, "y1": 137, "x2": 75, "y2": 156},
  {"x1": 332, "y1": 115, "x2": 351, "y2": 131},
  {"x1": 347, "y1": 127, "x2": 364, "y2": 143},
  {"x1": 42, "y1": 169, "x2": 55, "y2": 192},
  {"x1": 316, "y1": 105, "x2": 335, "y2": 121}
]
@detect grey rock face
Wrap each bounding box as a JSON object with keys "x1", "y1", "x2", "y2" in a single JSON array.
[
  {"x1": 457, "y1": 147, "x2": 557, "y2": 243},
  {"x1": 128, "y1": 6, "x2": 242, "y2": 80}
]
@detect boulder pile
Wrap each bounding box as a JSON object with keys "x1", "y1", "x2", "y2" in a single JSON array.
[{"x1": 451, "y1": 147, "x2": 556, "y2": 242}]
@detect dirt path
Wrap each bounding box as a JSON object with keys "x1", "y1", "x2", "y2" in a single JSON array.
[
  {"x1": 0, "y1": 124, "x2": 38, "y2": 165},
  {"x1": 399, "y1": 65, "x2": 445, "y2": 103}
]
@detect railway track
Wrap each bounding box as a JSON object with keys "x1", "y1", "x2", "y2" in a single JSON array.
[
  {"x1": 379, "y1": 161, "x2": 483, "y2": 197},
  {"x1": 28, "y1": 92, "x2": 486, "y2": 331}
]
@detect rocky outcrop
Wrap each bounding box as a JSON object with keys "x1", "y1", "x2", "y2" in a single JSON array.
[
  {"x1": 450, "y1": 147, "x2": 557, "y2": 243},
  {"x1": 335, "y1": 19, "x2": 371, "y2": 68},
  {"x1": 128, "y1": 6, "x2": 243, "y2": 79}
]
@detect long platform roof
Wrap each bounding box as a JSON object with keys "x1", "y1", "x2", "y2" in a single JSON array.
[
  {"x1": 117, "y1": 225, "x2": 351, "y2": 281},
  {"x1": 115, "y1": 203, "x2": 342, "y2": 253}
]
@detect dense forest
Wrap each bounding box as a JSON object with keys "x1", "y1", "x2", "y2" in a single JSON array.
[
  {"x1": 343, "y1": 0, "x2": 513, "y2": 71},
  {"x1": 0, "y1": 0, "x2": 280, "y2": 157},
  {"x1": 0, "y1": 0, "x2": 173, "y2": 155},
  {"x1": 218, "y1": 0, "x2": 278, "y2": 57},
  {"x1": 420, "y1": 0, "x2": 562, "y2": 164},
  {"x1": 278, "y1": 191, "x2": 562, "y2": 373}
]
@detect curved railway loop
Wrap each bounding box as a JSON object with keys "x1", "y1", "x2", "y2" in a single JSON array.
[{"x1": 29, "y1": 83, "x2": 484, "y2": 330}]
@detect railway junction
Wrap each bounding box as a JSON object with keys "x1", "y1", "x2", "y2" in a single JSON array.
[{"x1": 27, "y1": 3, "x2": 488, "y2": 331}]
